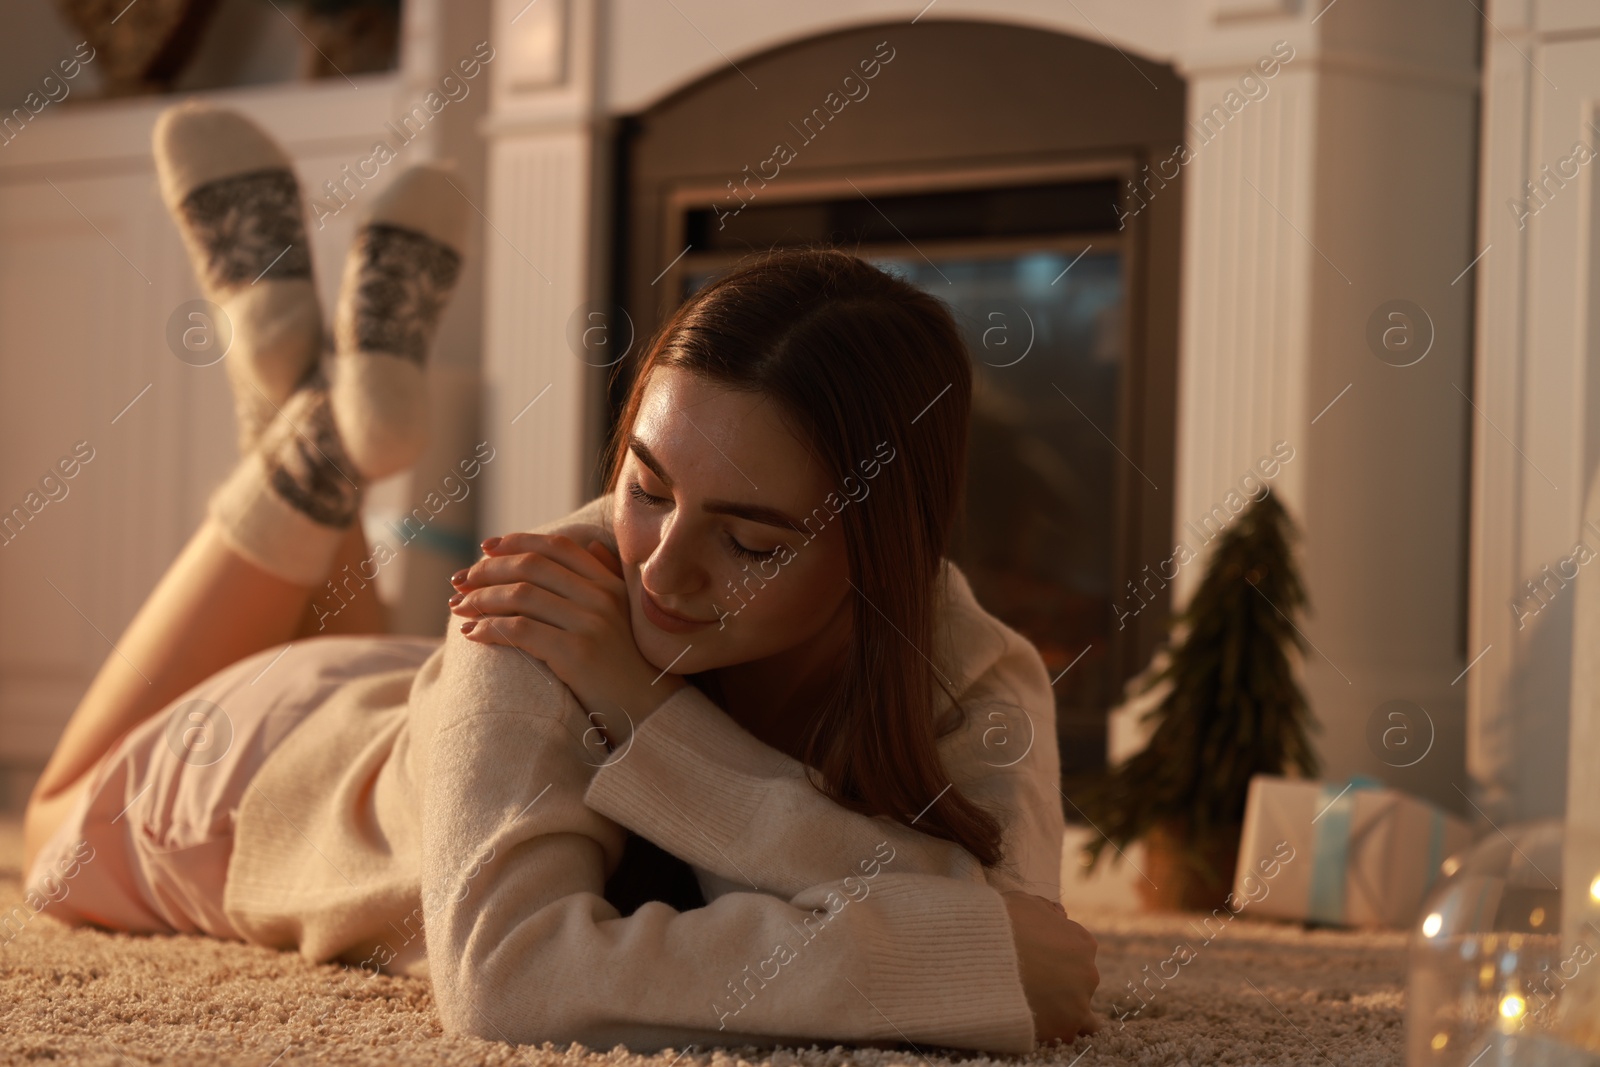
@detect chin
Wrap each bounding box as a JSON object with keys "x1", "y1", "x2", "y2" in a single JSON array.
[{"x1": 631, "y1": 608, "x2": 694, "y2": 672}]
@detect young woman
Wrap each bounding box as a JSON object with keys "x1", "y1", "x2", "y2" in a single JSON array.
[{"x1": 20, "y1": 103, "x2": 1099, "y2": 1051}]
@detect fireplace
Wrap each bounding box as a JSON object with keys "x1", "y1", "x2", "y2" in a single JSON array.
[{"x1": 598, "y1": 19, "x2": 1186, "y2": 784}]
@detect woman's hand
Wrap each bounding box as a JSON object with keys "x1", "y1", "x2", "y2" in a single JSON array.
[
  {"x1": 447, "y1": 532, "x2": 686, "y2": 745},
  {"x1": 1002, "y1": 890, "x2": 1101, "y2": 1042}
]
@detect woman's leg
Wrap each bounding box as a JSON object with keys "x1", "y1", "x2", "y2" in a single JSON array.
[
  {"x1": 294, "y1": 520, "x2": 389, "y2": 639},
  {"x1": 38, "y1": 518, "x2": 386, "y2": 799},
  {"x1": 21, "y1": 519, "x2": 381, "y2": 873},
  {"x1": 23, "y1": 134, "x2": 465, "y2": 877}
]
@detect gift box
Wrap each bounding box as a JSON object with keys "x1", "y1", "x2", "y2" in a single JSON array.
[{"x1": 1231, "y1": 774, "x2": 1477, "y2": 929}]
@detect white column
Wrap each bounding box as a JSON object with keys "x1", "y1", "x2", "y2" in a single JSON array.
[
  {"x1": 1171, "y1": 4, "x2": 1481, "y2": 816},
  {"x1": 478, "y1": 0, "x2": 604, "y2": 536},
  {"x1": 1169, "y1": 55, "x2": 1316, "y2": 543}
]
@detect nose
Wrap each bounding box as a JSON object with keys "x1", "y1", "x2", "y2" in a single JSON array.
[{"x1": 639, "y1": 509, "x2": 706, "y2": 601}]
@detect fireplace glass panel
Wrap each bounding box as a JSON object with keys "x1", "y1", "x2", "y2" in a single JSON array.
[{"x1": 683, "y1": 244, "x2": 1125, "y2": 774}]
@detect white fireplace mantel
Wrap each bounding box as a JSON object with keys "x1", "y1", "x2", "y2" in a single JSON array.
[{"x1": 478, "y1": 0, "x2": 1492, "y2": 824}]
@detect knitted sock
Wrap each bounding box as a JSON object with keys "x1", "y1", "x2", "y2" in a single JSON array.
[
  {"x1": 207, "y1": 365, "x2": 363, "y2": 587},
  {"x1": 328, "y1": 163, "x2": 467, "y2": 481},
  {"x1": 152, "y1": 102, "x2": 321, "y2": 454}
]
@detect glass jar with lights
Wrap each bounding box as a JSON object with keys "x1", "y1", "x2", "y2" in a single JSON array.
[{"x1": 1407, "y1": 819, "x2": 1600, "y2": 1065}]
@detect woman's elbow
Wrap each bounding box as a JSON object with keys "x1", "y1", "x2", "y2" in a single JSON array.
[
  {"x1": 434, "y1": 981, "x2": 532, "y2": 1045},
  {"x1": 432, "y1": 969, "x2": 592, "y2": 1048},
  {"x1": 431, "y1": 957, "x2": 513, "y2": 1042}
]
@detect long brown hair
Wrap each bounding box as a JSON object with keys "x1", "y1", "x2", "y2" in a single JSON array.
[{"x1": 603, "y1": 247, "x2": 1005, "y2": 869}]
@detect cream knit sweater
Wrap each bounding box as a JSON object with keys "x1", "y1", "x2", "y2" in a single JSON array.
[{"x1": 220, "y1": 491, "x2": 1067, "y2": 1053}]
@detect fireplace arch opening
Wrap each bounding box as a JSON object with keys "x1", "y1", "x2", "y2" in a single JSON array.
[{"x1": 604, "y1": 18, "x2": 1185, "y2": 787}]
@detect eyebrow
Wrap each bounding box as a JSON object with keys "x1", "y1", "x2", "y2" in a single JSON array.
[{"x1": 628, "y1": 436, "x2": 805, "y2": 533}]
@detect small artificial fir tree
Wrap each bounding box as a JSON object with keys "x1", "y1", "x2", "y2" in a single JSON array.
[{"x1": 1077, "y1": 487, "x2": 1322, "y2": 890}]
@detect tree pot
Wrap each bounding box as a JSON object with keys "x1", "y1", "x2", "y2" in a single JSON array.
[{"x1": 1136, "y1": 819, "x2": 1242, "y2": 913}]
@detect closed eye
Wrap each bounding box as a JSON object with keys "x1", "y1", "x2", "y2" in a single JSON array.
[
  {"x1": 627, "y1": 481, "x2": 780, "y2": 563},
  {"x1": 723, "y1": 532, "x2": 779, "y2": 563},
  {"x1": 627, "y1": 481, "x2": 666, "y2": 507}
]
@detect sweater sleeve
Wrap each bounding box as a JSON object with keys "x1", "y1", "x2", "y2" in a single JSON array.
[
  {"x1": 582, "y1": 637, "x2": 1067, "y2": 905},
  {"x1": 415, "y1": 628, "x2": 1037, "y2": 1054}
]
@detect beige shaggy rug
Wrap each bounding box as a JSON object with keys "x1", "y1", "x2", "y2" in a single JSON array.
[{"x1": 0, "y1": 814, "x2": 1408, "y2": 1065}]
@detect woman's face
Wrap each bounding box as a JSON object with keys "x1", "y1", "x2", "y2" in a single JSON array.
[{"x1": 611, "y1": 365, "x2": 851, "y2": 676}]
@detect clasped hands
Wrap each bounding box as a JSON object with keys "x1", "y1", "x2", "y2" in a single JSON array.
[{"x1": 447, "y1": 532, "x2": 687, "y2": 747}]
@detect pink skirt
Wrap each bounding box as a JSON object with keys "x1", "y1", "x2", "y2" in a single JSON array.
[{"x1": 23, "y1": 633, "x2": 441, "y2": 940}]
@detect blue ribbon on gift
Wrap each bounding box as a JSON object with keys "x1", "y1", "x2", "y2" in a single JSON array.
[
  {"x1": 1306, "y1": 774, "x2": 1450, "y2": 925},
  {"x1": 1307, "y1": 775, "x2": 1384, "y2": 925}
]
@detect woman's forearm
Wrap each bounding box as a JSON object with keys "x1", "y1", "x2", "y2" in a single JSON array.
[
  {"x1": 413, "y1": 629, "x2": 1037, "y2": 1052},
  {"x1": 583, "y1": 682, "x2": 993, "y2": 895},
  {"x1": 582, "y1": 653, "x2": 1067, "y2": 903}
]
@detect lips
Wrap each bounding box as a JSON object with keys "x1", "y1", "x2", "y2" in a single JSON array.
[{"x1": 641, "y1": 588, "x2": 712, "y2": 632}]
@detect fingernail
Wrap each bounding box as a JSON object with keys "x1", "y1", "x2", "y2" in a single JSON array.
[
  {"x1": 481, "y1": 536, "x2": 501, "y2": 551},
  {"x1": 459, "y1": 620, "x2": 476, "y2": 634},
  {"x1": 450, "y1": 569, "x2": 468, "y2": 585},
  {"x1": 447, "y1": 592, "x2": 464, "y2": 607}
]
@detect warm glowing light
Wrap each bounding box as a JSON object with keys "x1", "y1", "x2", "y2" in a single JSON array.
[
  {"x1": 1529, "y1": 907, "x2": 1546, "y2": 928},
  {"x1": 1430, "y1": 1032, "x2": 1449, "y2": 1051},
  {"x1": 1590, "y1": 873, "x2": 1600, "y2": 902},
  {"x1": 1499, "y1": 994, "x2": 1527, "y2": 1020},
  {"x1": 1442, "y1": 857, "x2": 1462, "y2": 877},
  {"x1": 1423, "y1": 912, "x2": 1444, "y2": 937}
]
